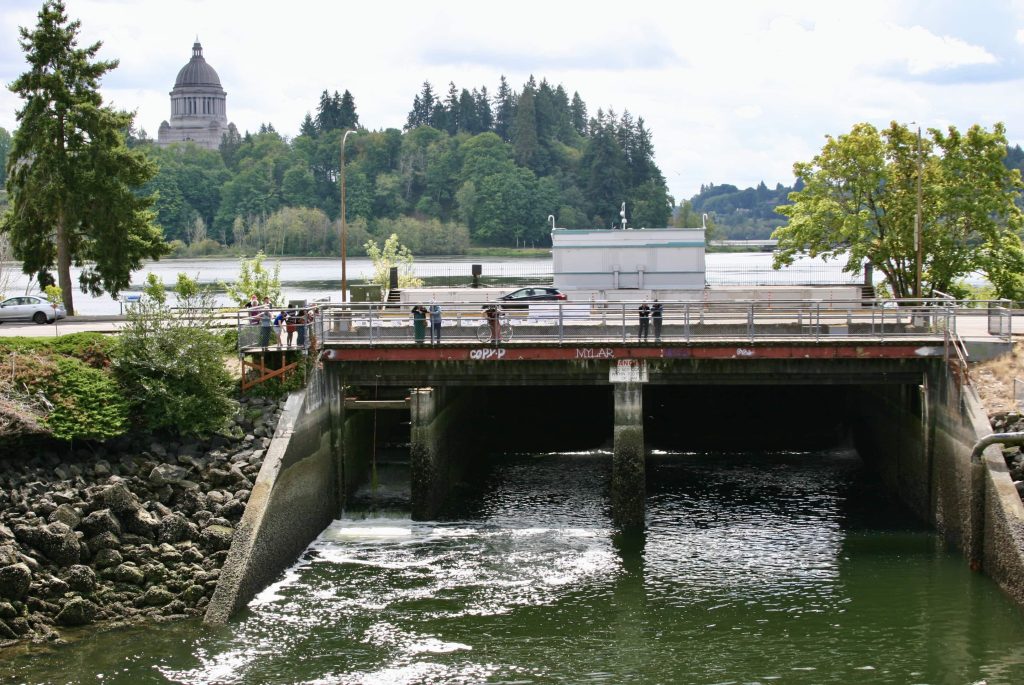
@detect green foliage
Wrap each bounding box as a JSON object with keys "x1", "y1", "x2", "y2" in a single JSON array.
[
  {"x1": 112, "y1": 273, "x2": 236, "y2": 436},
  {"x1": 0, "y1": 332, "x2": 114, "y2": 367},
  {"x1": 2, "y1": 0, "x2": 166, "y2": 315},
  {"x1": 364, "y1": 234, "x2": 424, "y2": 290},
  {"x1": 45, "y1": 357, "x2": 128, "y2": 440},
  {"x1": 221, "y1": 251, "x2": 283, "y2": 306},
  {"x1": 773, "y1": 121, "x2": 1024, "y2": 299},
  {"x1": 374, "y1": 216, "x2": 469, "y2": 255}
]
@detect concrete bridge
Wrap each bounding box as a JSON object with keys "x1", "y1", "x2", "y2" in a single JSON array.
[{"x1": 206, "y1": 298, "x2": 1024, "y2": 625}]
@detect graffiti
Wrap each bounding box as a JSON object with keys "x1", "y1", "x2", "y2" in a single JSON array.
[
  {"x1": 470, "y1": 348, "x2": 507, "y2": 360},
  {"x1": 575, "y1": 348, "x2": 615, "y2": 359},
  {"x1": 735, "y1": 348, "x2": 755, "y2": 357}
]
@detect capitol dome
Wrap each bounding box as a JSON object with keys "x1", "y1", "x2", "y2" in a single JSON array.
[
  {"x1": 157, "y1": 40, "x2": 233, "y2": 151},
  {"x1": 174, "y1": 42, "x2": 222, "y2": 88}
]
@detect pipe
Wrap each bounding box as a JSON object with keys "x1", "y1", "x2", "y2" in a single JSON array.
[{"x1": 970, "y1": 432, "x2": 1024, "y2": 465}]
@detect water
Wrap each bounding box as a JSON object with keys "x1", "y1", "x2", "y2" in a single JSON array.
[
  {"x1": 0, "y1": 253, "x2": 861, "y2": 315},
  {"x1": 5, "y1": 449, "x2": 1024, "y2": 684}
]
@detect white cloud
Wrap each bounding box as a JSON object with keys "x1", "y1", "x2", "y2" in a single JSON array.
[{"x1": 0, "y1": 0, "x2": 1018, "y2": 201}]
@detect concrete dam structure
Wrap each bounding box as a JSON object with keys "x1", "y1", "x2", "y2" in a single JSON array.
[{"x1": 205, "y1": 316, "x2": 1024, "y2": 625}]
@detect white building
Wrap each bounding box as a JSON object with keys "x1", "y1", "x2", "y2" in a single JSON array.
[
  {"x1": 157, "y1": 41, "x2": 234, "y2": 150},
  {"x1": 552, "y1": 226, "x2": 706, "y2": 291}
]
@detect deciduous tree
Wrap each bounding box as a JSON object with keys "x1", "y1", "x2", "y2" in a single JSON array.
[{"x1": 773, "y1": 122, "x2": 1024, "y2": 299}]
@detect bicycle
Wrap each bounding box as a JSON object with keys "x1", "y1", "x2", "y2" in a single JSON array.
[{"x1": 476, "y1": 312, "x2": 514, "y2": 343}]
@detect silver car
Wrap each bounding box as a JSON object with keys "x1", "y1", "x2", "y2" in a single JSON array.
[{"x1": 0, "y1": 295, "x2": 67, "y2": 324}]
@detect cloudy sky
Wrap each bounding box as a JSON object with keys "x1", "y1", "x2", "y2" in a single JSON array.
[{"x1": 1, "y1": 0, "x2": 1022, "y2": 202}]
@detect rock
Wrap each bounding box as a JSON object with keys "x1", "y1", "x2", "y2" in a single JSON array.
[
  {"x1": 200, "y1": 525, "x2": 234, "y2": 551},
  {"x1": 148, "y1": 464, "x2": 192, "y2": 488},
  {"x1": 16, "y1": 522, "x2": 80, "y2": 567},
  {"x1": 112, "y1": 563, "x2": 145, "y2": 586},
  {"x1": 207, "y1": 468, "x2": 234, "y2": 488},
  {"x1": 53, "y1": 465, "x2": 71, "y2": 481},
  {"x1": 181, "y1": 584, "x2": 206, "y2": 606},
  {"x1": 56, "y1": 597, "x2": 97, "y2": 626},
  {"x1": 1015, "y1": 480, "x2": 1024, "y2": 495},
  {"x1": 86, "y1": 531, "x2": 121, "y2": 553},
  {"x1": 217, "y1": 499, "x2": 246, "y2": 519},
  {"x1": 0, "y1": 601, "x2": 16, "y2": 619},
  {"x1": 122, "y1": 508, "x2": 159, "y2": 538},
  {"x1": 101, "y1": 482, "x2": 139, "y2": 514},
  {"x1": 140, "y1": 587, "x2": 174, "y2": 607},
  {"x1": 92, "y1": 548, "x2": 123, "y2": 569},
  {"x1": 149, "y1": 442, "x2": 168, "y2": 459},
  {"x1": 158, "y1": 514, "x2": 192, "y2": 544},
  {"x1": 0, "y1": 564, "x2": 32, "y2": 600},
  {"x1": 63, "y1": 565, "x2": 97, "y2": 594},
  {"x1": 48, "y1": 504, "x2": 81, "y2": 530},
  {"x1": 93, "y1": 461, "x2": 112, "y2": 477},
  {"x1": 0, "y1": 619, "x2": 16, "y2": 639},
  {"x1": 0, "y1": 544, "x2": 20, "y2": 566},
  {"x1": 50, "y1": 490, "x2": 78, "y2": 506}
]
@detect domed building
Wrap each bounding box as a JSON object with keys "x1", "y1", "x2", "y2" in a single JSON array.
[{"x1": 157, "y1": 41, "x2": 234, "y2": 150}]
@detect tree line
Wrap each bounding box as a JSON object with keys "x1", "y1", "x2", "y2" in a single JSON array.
[{"x1": 124, "y1": 72, "x2": 673, "y2": 258}]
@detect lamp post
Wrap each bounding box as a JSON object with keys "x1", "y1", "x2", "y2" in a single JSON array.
[
  {"x1": 340, "y1": 129, "x2": 357, "y2": 303},
  {"x1": 914, "y1": 125, "x2": 923, "y2": 300}
]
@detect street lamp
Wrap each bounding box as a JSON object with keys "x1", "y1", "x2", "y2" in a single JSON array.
[
  {"x1": 340, "y1": 129, "x2": 358, "y2": 303},
  {"x1": 914, "y1": 125, "x2": 923, "y2": 300}
]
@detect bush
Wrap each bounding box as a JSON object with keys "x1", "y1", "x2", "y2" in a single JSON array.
[
  {"x1": 112, "y1": 274, "x2": 236, "y2": 436},
  {"x1": 0, "y1": 332, "x2": 115, "y2": 368}
]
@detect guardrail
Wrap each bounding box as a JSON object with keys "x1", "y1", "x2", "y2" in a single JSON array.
[{"x1": 304, "y1": 298, "x2": 966, "y2": 346}]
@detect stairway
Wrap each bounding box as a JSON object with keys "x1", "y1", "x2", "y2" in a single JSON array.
[
  {"x1": 861, "y1": 284, "x2": 876, "y2": 305},
  {"x1": 385, "y1": 288, "x2": 402, "y2": 305}
]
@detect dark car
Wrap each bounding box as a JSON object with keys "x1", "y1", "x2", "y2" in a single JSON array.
[{"x1": 497, "y1": 287, "x2": 566, "y2": 307}]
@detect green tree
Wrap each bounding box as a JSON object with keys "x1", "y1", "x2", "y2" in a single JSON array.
[
  {"x1": 2, "y1": 0, "x2": 166, "y2": 314},
  {"x1": 773, "y1": 122, "x2": 1024, "y2": 299},
  {"x1": 112, "y1": 273, "x2": 235, "y2": 435},
  {"x1": 222, "y1": 251, "x2": 283, "y2": 305},
  {"x1": 364, "y1": 234, "x2": 424, "y2": 290},
  {"x1": 0, "y1": 127, "x2": 11, "y2": 186}
]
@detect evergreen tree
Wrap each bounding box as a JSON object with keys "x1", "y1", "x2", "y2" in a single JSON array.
[
  {"x1": 299, "y1": 112, "x2": 317, "y2": 138},
  {"x1": 512, "y1": 86, "x2": 539, "y2": 168},
  {"x1": 475, "y1": 86, "x2": 493, "y2": 132},
  {"x1": 416, "y1": 81, "x2": 435, "y2": 126},
  {"x1": 444, "y1": 82, "x2": 460, "y2": 135},
  {"x1": 493, "y1": 76, "x2": 515, "y2": 142},
  {"x1": 570, "y1": 91, "x2": 588, "y2": 136},
  {"x1": 339, "y1": 90, "x2": 359, "y2": 129},
  {"x1": 458, "y1": 88, "x2": 478, "y2": 133},
  {"x1": 2, "y1": 0, "x2": 166, "y2": 314},
  {"x1": 219, "y1": 123, "x2": 242, "y2": 170},
  {"x1": 406, "y1": 95, "x2": 422, "y2": 130}
]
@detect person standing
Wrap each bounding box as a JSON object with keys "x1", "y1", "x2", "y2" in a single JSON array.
[
  {"x1": 259, "y1": 302, "x2": 273, "y2": 348},
  {"x1": 638, "y1": 301, "x2": 651, "y2": 342},
  {"x1": 273, "y1": 308, "x2": 287, "y2": 347},
  {"x1": 296, "y1": 308, "x2": 308, "y2": 348},
  {"x1": 429, "y1": 301, "x2": 443, "y2": 344},
  {"x1": 411, "y1": 305, "x2": 428, "y2": 344},
  {"x1": 484, "y1": 303, "x2": 501, "y2": 342},
  {"x1": 652, "y1": 299, "x2": 663, "y2": 342}
]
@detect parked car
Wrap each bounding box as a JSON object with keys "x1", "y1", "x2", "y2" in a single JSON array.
[
  {"x1": 497, "y1": 287, "x2": 567, "y2": 307},
  {"x1": 0, "y1": 295, "x2": 67, "y2": 324}
]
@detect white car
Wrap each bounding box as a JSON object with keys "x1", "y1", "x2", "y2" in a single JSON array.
[{"x1": 0, "y1": 295, "x2": 67, "y2": 324}]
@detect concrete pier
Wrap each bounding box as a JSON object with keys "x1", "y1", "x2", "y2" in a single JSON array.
[{"x1": 612, "y1": 382, "x2": 645, "y2": 530}]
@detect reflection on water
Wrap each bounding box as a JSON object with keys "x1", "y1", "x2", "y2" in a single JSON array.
[{"x1": 5, "y1": 450, "x2": 1024, "y2": 684}]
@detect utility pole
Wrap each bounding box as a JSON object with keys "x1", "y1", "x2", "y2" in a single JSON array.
[{"x1": 915, "y1": 126, "x2": 923, "y2": 300}]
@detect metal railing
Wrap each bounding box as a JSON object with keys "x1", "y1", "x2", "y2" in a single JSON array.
[{"x1": 309, "y1": 298, "x2": 963, "y2": 346}]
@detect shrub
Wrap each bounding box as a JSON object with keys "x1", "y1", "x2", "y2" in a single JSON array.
[
  {"x1": 112, "y1": 273, "x2": 236, "y2": 436},
  {"x1": 45, "y1": 357, "x2": 128, "y2": 440}
]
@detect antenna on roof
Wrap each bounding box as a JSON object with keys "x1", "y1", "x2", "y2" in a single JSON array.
[
  {"x1": 548, "y1": 215, "x2": 556, "y2": 231},
  {"x1": 620, "y1": 202, "x2": 627, "y2": 230}
]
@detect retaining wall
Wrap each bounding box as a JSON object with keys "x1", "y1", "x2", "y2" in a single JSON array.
[{"x1": 204, "y1": 367, "x2": 341, "y2": 625}]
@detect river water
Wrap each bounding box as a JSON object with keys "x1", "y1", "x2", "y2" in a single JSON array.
[
  {"x1": 1, "y1": 253, "x2": 862, "y2": 315},
  {"x1": 4, "y1": 449, "x2": 1024, "y2": 684}
]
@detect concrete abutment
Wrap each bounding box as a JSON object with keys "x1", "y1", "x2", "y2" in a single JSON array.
[{"x1": 612, "y1": 382, "x2": 645, "y2": 530}]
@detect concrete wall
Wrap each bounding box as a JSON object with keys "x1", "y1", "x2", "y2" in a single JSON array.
[
  {"x1": 853, "y1": 363, "x2": 1024, "y2": 607},
  {"x1": 204, "y1": 366, "x2": 342, "y2": 625}
]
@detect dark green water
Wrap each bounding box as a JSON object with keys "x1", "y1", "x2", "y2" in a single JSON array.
[{"x1": 4, "y1": 449, "x2": 1024, "y2": 684}]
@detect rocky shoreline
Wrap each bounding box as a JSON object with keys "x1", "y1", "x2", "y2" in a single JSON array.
[
  {"x1": 990, "y1": 411, "x2": 1024, "y2": 501},
  {"x1": 0, "y1": 396, "x2": 284, "y2": 648}
]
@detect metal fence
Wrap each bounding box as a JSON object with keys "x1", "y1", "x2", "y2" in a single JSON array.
[{"x1": 312, "y1": 299, "x2": 962, "y2": 346}]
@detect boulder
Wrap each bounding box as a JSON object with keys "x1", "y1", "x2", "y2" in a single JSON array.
[
  {"x1": 181, "y1": 584, "x2": 206, "y2": 606},
  {"x1": 122, "y1": 508, "x2": 159, "y2": 538},
  {"x1": 0, "y1": 601, "x2": 16, "y2": 619},
  {"x1": 63, "y1": 565, "x2": 97, "y2": 594},
  {"x1": 101, "y1": 482, "x2": 139, "y2": 514},
  {"x1": 148, "y1": 464, "x2": 192, "y2": 488},
  {"x1": 56, "y1": 597, "x2": 97, "y2": 626},
  {"x1": 200, "y1": 525, "x2": 234, "y2": 551},
  {"x1": 112, "y1": 563, "x2": 145, "y2": 586},
  {"x1": 48, "y1": 504, "x2": 81, "y2": 530},
  {"x1": 140, "y1": 587, "x2": 174, "y2": 607},
  {"x1": 0, "y1": 563, "x2": 32, "y2": 600},
  {"x1": 92, "y1": 548, "x2": 123, "y2": 570},
  {"x1": 86, "y1": 531, "x2": 121, "y2": 554},
  {"x1": 15, "y1": 522, "x2": 80, "y2": 567},
  {"x1": 158, "y1": 514, "x2": 192, "y2": 544}
]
